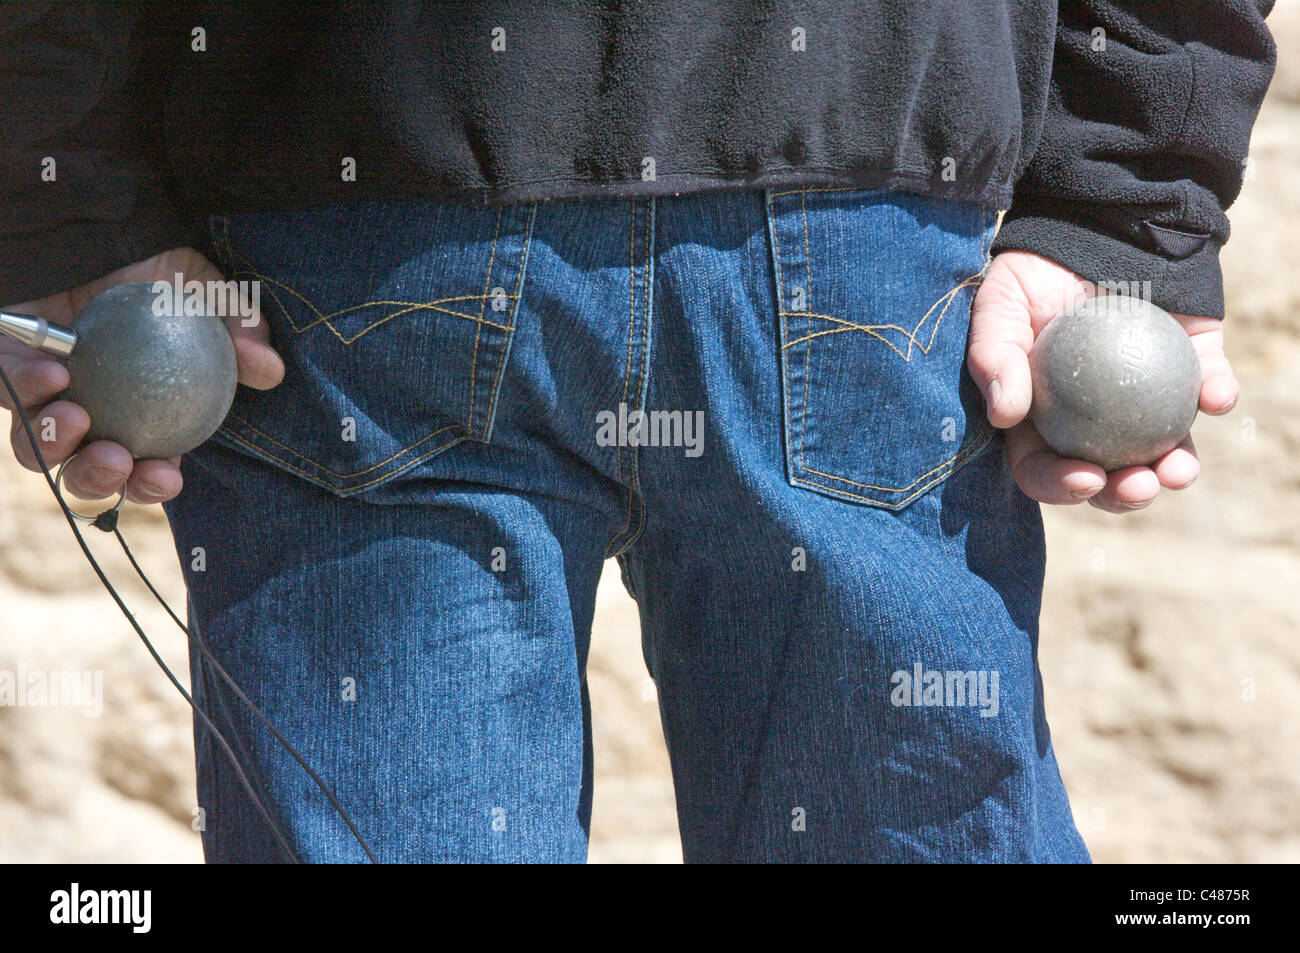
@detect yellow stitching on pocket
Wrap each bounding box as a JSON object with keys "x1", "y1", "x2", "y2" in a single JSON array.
[
  {"x1": 791, "y1": 268, "x2": 992, "y2": 502},
  {"x1": 467, "y1": 207, "x2": 505, "y2": 432},
  {"x1": 220, "y1": 239, "x2": 517, "y2": 343},
  {"x1": 343, "y1": 433, "x2": 466, "y2": 491},
  {"x1": 778, "y1": 274, "x2": 984, "y2": 357},
  {"x1": 799, "y1": 192, "x2": 816, "y2": 478},
  {"x1": 228, "y1": 264, "x2": 518, "y2": 342},
  {"x1": 251, "y1": 279, "x2": 515, "y2": 334},
  {"x1": 224, "y1": 412, "x2": 461, "y2": 479},
  {"x1": 339, "y1": 300, "x2": 516, "y2": 341},
  {"x1": 212, "y1": 209, "x2": 531, "y2": 492},
  {"x1": 799, "y1": 419, "x2": 993, "y2": 494},
  {"x1": 219, "y1": 425, "x2": 465, "y2": 493},
  {"x1": 790, "y1": 424, "x2": 993, "y2": 509},
  {"x1": 216, "y1": 218, "x2": 505, "y2": 345},
  {"x1": 768, "y1": 190, "x2": 798, "y2": 496}
]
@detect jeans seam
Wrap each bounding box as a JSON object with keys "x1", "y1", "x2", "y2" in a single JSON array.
[
  {"x1": 479, "y1": 204, "x2": 536, "y2": 441},
  {"x1": 800, "y1": 192, "x2": 815, "y2": 491},
  {"x1": 616, "y1": 200, "x2": 638, "y2": 489},
  {"x1": 467, "y1": 207, "x2": 505, "y2": 432},
  {"x1": 607, "y1": 197, "x2": 654, "y2": 558}
]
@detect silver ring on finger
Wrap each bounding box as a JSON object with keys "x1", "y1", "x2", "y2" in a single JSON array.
[{"x1": 53, "y1": 450, "x2": 128, "y2": 524}]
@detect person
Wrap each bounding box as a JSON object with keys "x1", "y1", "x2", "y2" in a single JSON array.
[{"x1": 0, "y1": 2, "x2": 1276, "y2": 863}]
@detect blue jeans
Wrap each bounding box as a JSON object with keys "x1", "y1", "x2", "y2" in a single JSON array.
[{"x1": 163, "y1": 188, "x2": 1089, "y2": 863}]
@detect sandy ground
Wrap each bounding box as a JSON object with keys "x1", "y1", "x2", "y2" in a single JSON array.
[{"x1": 2, "y1": 13, "x2": 1297, "y2": 863}]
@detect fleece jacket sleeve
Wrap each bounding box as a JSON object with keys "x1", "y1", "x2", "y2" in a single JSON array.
[
  {"x1": 0, "y1": 1, "x2": 199, "y2": 305},
  {"x1": 991, "y1": 0, "x2": 1277, "y2": 318}
]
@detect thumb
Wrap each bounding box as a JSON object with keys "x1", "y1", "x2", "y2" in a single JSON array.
[
  {"x1": 182, "y1": 256, "x2": 284, "y2": 391},
  {"x1": 967, "y1": 273, "x2": 1034, "y2": 429},
  {"x1": 219, "y1": 297, "x2": 284, "y2": 391}
]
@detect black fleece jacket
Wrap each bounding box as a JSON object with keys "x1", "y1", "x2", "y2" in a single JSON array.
[{"x1": 0, "y1": 1, "x2": 1277, "y2": 317}]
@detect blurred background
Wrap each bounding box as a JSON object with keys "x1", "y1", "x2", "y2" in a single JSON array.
[{"x1": 2, "y1": 11, "x2": 1296, "y2": 864}]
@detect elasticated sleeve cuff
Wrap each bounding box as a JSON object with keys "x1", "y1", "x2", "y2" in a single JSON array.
[{"x1": 991, "y1": 210, "x2": 1226, "y2": 318}]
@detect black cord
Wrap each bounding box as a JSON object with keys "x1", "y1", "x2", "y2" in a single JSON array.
[
  {"x1": 0, "y1": 362, "x2": 322, "y2": 864},
  {"x1": 113, "y1": 526, "x2": 379, "y2": 863}
]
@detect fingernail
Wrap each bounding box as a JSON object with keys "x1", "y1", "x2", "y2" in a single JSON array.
[
  {"x1": 987, "y1": 378, "x2": 1002, "y2": 412},
  {"x1": 1071, "y1": 485, "x2": 1103, "y2": 500},
  {"x1": 1121, "y1": 499, "x2": 1152, "y2": 510},
  {"x1": 135, "y1": 481, "x2": 166, "y2": 499}
]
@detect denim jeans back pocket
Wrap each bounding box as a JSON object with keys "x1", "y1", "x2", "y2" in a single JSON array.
[
  {"x1": 765, "y1": 188, "x2": 995, "y2": 510},
  {"x1": 205, "y1": 199, "x2": 536, "y2": 496}
]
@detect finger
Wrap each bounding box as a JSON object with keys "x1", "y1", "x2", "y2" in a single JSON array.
[
  {"x1": 223, "y1": 310, "x2": 285, "y2": 390},
  {"x1": 1151, "y1": 434, "x2": 1199, "y2": 490},
  {"x1": 1088, "y1": 466, "x2": 1162, "y2": 514},
  {"x1": 59, "y1": 439, "x2": 134, "y2": 500},
  {"x1": 176, "y1": 255, "x2": 284, "y2": 390},
  {"x1": 125, "y1": 457, "x2": 184, "y2": 504},
  {"x1": 1175, "y1": 314, "x2": 1239, "y2": 415},
  {"x1": 174, "y1": 254, "x2": 282, "y2": 389},
  {"x1": 1004, "y1": 420, "x2": 1107, "y2": 504},
  {"x1": 0, "y1": 356, "x2": 69, "y2": 411},
  {"x1": 10, "y1": 399, "x2": 89, "y2": 471},
  {"x1": 165, "y1": 257, "x2": 284, "y2": 391},
  {"x1": 1195, "y1": 350, "x2": 1239, "y2": 415},
  {"x1": 1199, "y1": 368, "x2": 1239, "y2": 415}
]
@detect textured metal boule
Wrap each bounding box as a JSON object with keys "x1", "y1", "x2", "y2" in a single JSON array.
[
  {"x1": 60, "y1": 282, "x2": 238, "y2": 459},
  {"x1": 1028, "y1": 295, "x2": 1201, "y2": 471}
]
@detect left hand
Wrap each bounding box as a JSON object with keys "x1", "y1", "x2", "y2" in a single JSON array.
[
  {"x1": 0, "y1": 247, "x2": 283, "y2": 504},
  {"x1": 966, "y1": 250, "x2": 1240, "y2": 513}
]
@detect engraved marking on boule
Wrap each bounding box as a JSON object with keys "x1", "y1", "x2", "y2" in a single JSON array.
[{"x1": 1028, "y1": 295, "x2": 1201, "y2": 470}]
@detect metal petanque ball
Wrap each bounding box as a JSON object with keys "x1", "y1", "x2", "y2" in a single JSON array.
[
  {"x1": 1028, "y1": 294, "x2": 1201, "y2": 471},
  {"x1": 60, "y1": 282, "x2": 238, "y2": 460}
]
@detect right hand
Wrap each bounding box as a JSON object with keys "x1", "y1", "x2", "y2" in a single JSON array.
[
  {"x1": 967, "y1": 250, "x2": 1238, "y2": 513},
  {"x1": 1, "y1": 247, "x2": 284, "y2": 504}
]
